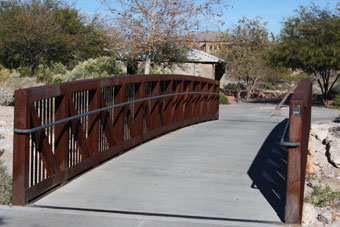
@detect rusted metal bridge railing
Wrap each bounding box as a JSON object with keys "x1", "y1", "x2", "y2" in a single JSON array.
[
  {"x1": 13, "y1": 74, "x2": 219, "y2": 205},
  {"x1": 280, "y1": 78, "x2": 312, "y2": 224}
]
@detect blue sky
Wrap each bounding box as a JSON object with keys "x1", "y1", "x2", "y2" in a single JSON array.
[{"x1": 67, "y1": 0, "x2": 339, "y2": 35}]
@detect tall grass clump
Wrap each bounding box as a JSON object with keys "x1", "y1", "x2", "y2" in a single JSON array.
[{"x1": 305, "y1": 185, "x2": 340, "y2": 207}]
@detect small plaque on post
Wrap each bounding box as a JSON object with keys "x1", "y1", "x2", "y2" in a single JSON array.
[{"x1": 293, "y1": 105, "x2": 300, "y2": 115}]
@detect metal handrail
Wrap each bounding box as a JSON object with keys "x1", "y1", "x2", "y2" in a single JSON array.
[
  {"x1": 280, "y1": 119, "x2": 301, "y2": 148},
  {"x1": 14, "y1": 91, "x2": 219, "y2": 134}
]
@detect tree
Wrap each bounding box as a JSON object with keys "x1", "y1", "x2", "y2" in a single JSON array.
[
  {"x1": 269, "y1": 4, "x2": 340, "y2": 106},
  {"x1": 218, "y1": 17, "x2": 270, "y2": 99},
  {"x1": 0, "y1": 0, "x2": 115, "y2": 72},
  {"x1": 102, "y1": 0, "x2": 226, "y2": 74},
  {"x1": 0, "y1": 0, "x2": 62, "y2": 71}
]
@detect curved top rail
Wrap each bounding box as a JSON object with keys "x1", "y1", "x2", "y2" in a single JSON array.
[
  {"x1": 16, "y1": 74, "x2": 219, "y2": 101},
  {"x1": 14, "y1": 91, "x2": 219, "y2": 134}
]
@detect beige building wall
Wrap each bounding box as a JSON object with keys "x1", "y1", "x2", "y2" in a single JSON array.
[{"x1": 167, "y1": 63, "x2": 215, "y2": 80}]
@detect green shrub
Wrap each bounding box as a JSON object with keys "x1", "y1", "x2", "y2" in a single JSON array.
[
  {"x1": 219, "y1": 92, "x2": 229, "y2": 105},
  {"x1": 0, "y1": 149, "x2": 12, "y2": 205},
  {"x1": 332, "y1": 94, "x2": 340, "y2": 109},
  {"x1": 17, "y1": 67, "x2": 33, "y2": 78},
  {"x1": 52, "y1": 57, "x2": 123, "y2": 83},
  {"x1": 36, "y1": 63, "x2": 68, "y2": 82},
  {"x1": 224, "y1": 83, "x2": 242, "y2": 92},
  {"x1": 305, "y1": 185, "x2": 340, "y2": 207}
]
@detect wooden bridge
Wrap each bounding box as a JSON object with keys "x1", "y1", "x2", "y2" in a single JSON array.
[{"x1": 12, "y1": 75, "x2": 313, "y2": 225}]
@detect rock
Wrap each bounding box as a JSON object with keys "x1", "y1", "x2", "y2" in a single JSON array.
[
  {"x1": 326, "y1": 140, "x2": 340, "y2": 168},
  {"x1": 303, "y1": 203, "x2": 318, "y2": 226},
  {"x1": 329, "y1": 127, "x2": 340, "y2": 138},
  {"x1": 314, "y1": 129, "x2": 329, "y2": 142},
  {"x1": 304, "y1": 183, "x2": 313, "y2": 197},
  {"x1": 307, "y1": 180, "x2": 319, "y2": 188},
  {"x1": 0, "y1": 88, "x2": 14, "y2": 106},
  {"x1": 317, "y1": 210, "x2": 332, "y2": 224},
  {"x1": 335, "y1": 201, "x2": 340, "y2": 212},
  {"x1": 330, "y1": 221, "x2": 340, "y2": 227}
]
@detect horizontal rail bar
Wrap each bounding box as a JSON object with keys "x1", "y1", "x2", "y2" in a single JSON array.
[
  {"x1": 280, "y1": 119, "x2": 301, "y2": 148},
  {"x1": 14, "y1": 91, "x2": 219, "y2": 134}
]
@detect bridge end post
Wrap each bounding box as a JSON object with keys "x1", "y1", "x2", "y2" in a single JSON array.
[
  {"x1": 12, "y1": 90, "x2": 30, "y2": 205},
  {"x1": 284, "y1": 79, "x2": 312, "y2": 224}
]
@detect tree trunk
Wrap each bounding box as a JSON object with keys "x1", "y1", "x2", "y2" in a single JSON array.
[
  {"x1": 275, "y1": 84, "x2": 297, "y2": 110},
  {"x1": 245, "y1": 85, "x2": 251, "y2": 100},
  {"x1": 144, "y1": 56, "x2": 151, "y2": 74}
]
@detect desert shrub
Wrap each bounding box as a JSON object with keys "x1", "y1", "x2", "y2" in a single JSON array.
[
  {"x1": 305, "y1": 185, "x2": 340, "y2": 207},
  {"x1": 53, "y1": 57, "x2": 123, "y2": 83},
  {"x1": 17, "y1": 67, "x2": 33, "y2": 78},
  {"x1": 36, "y1": 63, "x2": 68, "y2": 82},
  {"x1": 0, "y1": 69, "x2": 11, "y2": 82},
  {"x1": 219, "y1": 92, "x2": 229, "y2": 105},
  {"x1": 0, "y1": 149, "x2": 12, "y2": 205}
]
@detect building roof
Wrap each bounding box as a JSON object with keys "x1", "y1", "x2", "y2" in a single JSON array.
[
  {"x1": 192, "y1": 31, "x2": 224, "y2": 42},
  {"x1": 186, "y1": 49, "x2": 223, "y2": 63}
]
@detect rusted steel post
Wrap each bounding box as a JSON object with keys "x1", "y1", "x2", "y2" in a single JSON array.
[
  {"x1": 285, "y1": 79, "x2": 312, "y2": 224},
  {"x1": 132, "y1": 83, "x2": 144, "y2": 137},
  {"x1": 88, "y1": 89, "x2": 100, "y2": 156},
  {"x1": 150, "y1": 81, "x2": 160, "y2": 130},
  {"x1": 214, "y1": 83, "x2": 219, "y2": 120},
  {"x1": 12, "y1": 90, "x2": 30, "y2": 205},
  {"x1": 176, "y1": 80, "x2": 184, "y2": 123},
  {"x1": 55, "y1": 95, "x2": 69, "y2": 170},
  {"x1": 200, "y1": 82, "x2": 208, "y2": 120},
  {"x1": 114, "y1": 85, "x2": 125, "y2": 144}
]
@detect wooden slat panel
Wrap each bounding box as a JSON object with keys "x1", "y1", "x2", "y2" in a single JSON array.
[
  {"x1": 69, "y1": 99, "x2": 91, "y2": 159},
  {"x1": 31, "y1": 110, "x2": 60, "y2": 176}
]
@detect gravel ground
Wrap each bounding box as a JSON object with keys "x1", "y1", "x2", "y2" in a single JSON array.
[{"x1": 0, "y1": 105, "x2": 14, "y2": 176}]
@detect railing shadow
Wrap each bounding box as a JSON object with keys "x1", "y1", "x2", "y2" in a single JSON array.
[{"x1": 247, "y1": 119, "x2": 288, "y2": 222}]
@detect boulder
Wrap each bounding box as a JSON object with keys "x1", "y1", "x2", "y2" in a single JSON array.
[
  {"x1": 311, "y1": 127, "x2": 329, "y2": 142},
  {"x1": 325, "y1": 128, "x2": 340, "y2": 168},
  {"x1": 0, "y1": 88, "x2": 14, "y2": 106},
  {"x1": 318, "y1": 210, "x2": 332, "y2": 224}
]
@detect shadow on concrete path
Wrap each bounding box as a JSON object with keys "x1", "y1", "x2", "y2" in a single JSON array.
[{"x1": 248, "y1": 119, "x2": 288, "y2": 222}]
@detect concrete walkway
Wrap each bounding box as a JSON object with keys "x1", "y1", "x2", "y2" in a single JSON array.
[{"x1": 1, "y1": 104, "x2": 339, "y2": 227}]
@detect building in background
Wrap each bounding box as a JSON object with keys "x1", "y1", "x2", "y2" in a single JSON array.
[{"x1": 192, "y1": 31, "x2": 226, "y2": 56}]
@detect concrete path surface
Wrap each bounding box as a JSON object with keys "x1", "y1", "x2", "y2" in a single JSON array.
[{"x1": 1, "y1": 103, "x2": 338, "y2": 227}]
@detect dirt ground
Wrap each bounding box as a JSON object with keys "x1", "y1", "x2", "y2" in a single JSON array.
[{"x1": 0, "y1": 105, "x2": 14, "y2": 176}]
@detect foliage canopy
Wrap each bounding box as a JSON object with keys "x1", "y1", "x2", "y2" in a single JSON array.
[
  {"x1": 218, "y1": 17, "x2": 270, "y2": 99},
  {"x1": 102, "y1": 0, "x2": 227, "y2": 74},
  {"x1": 269, "y1": 4, "x2": 340, "y2": 104},
  {"x1": 0, "y1": 0, "x2": 115, "y2": 72}
]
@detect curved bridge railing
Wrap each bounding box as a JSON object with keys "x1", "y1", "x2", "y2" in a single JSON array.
[{"x1": 12, "y1": 74, "x2": 219, "y2": 205}]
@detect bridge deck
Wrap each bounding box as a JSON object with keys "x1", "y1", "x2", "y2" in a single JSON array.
[{"x1": 30, "y1": 103, "x2": 338, "y2": 226}]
